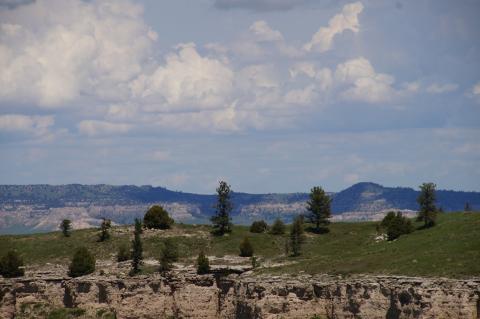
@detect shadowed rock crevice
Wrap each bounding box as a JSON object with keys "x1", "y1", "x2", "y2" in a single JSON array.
[{"x1": 1, "y1": 274, "x2": 479, "y2": 318}]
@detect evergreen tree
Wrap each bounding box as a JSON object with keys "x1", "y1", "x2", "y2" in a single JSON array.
[
  {"x1": 239, "y1": 237, "x2": 254, "y2": 257},
  {"x1": 417, "y1": 182, "x2": 437, "y2": 228},
  {"x1": 60, "y1": 219, "x2": 72, "y2": 237},
  {"x1": 306, "y1": 186, "x2": 331, "y2": 233},
  {"x1": 290, "y1": 216, "x2": 305, "y2": 257},
  {"x1": 68, "y1": 247, "x2": 95, "y2": 277},
  {"x1": 98, "y1": 218, "x2": 111, "y2": 242},
  {"x1": 196, "y1": 251, "x2": 210, "y2": 274},
  {"x1": 159, "y1": 238, "x2": 178, "y2": 271},
  {"x1": 250, "y1": 220, "x2": 268, "y2": 233},
  {"x1": 144, "y1": 205, "x2": 174, "y2": 229},
  {"x1": 0, "y1": 250, "x2": 24, "y2": 278},
  {"x1": 270, "y1": 218, "x2": 286, "y2": 235},
  {"x1": 131, "y1": 219, "x2": 143, "y2": 274},
  {"x1": 211, "y1": 180, "x2": 233, "y2": 235}
]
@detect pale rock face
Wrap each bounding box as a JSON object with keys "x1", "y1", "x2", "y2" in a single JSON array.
[{"x1": 1, "y1": 273, "x2": 479, "y2": 318}]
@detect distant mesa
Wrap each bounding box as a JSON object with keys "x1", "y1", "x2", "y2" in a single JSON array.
[{"x1": 0, "y1": 182, "x2": 479, "y2": 234}]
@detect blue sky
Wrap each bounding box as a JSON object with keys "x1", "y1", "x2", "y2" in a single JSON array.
[{"x1": 0, "y1": 0, "x2": 479, "y2": 193}]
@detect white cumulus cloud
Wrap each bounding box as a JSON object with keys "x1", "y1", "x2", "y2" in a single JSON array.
[
  {"x1": 130, "y1": 43, "x2": 234, "y2": 111},
  {"x1": 304, "y1": 1, "x2": 364, "y2": 53},
  {"x1": 335, "y1": 57, "x2": 395, "y2": 103},
  {"x1": 0, "y1": 0, "x2": 157, "y2": 107},
  {"x1": 249, "y1": 20, "x2": 284, "y2": 42}
]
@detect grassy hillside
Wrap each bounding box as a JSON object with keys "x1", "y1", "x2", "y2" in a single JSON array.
[{"x1": 0, "y1": 212, "x2": 479, "y2": 278}]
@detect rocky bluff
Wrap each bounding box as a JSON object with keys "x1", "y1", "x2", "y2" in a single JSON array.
[{"x1": 1, "y1": 271, "x2": 479, "y2": 318}]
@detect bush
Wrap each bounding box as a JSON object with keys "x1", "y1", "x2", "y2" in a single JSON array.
[
  {"x1": 69, "y1": 247, "x2": 95, "y2": 277},
  {"x1": 159, "y1": 238, "x2": 178, "y2": 271},
  {"x1": 239, "y1": 237, "x2": 254, "y2": 257},
  {"x1": 381, "y1": 211, "x2": 414, "y2": 241},
  {"x1": 0, "y1": 250, "x2": 24, "y2": 278},
  {"x1": 144, "y1": 205, "x2": 174, "y2": 229},
  {"x1": 250, "y1": 220, "x2": 268, "y2": 233},
  {"x1": 196, "y1": 251, "x2": 210, "y2": 274},
  {"x1": 117, "y1": 244, "x2": 130, "y2": 262},
  {"x1": 270, "y1": 218, "x2": 286, "y2": 235}
]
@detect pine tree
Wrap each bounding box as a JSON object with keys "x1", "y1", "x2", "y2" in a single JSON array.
[
  {"x1": 290, "y1": 216, "x2": 305, "y2": 257},
  {"x1": 60, "y1": 219, "x2": 72, "y2": 237},
  {"x1": 270, "y1": 218, "x2": 286, "y2": 235},
  {"x1": 306, "y1": 186, "x2": 331, "y2": 233},
  {"x1": 211, "y1": 181, "x2": 233, "y2": 236},
  {"x1": 417, "y1": 183, "x2": 437, "y2": 228},
  {"x1": 196, "y1": 251, "x2": 210, "y2": 274},
  {"x1": 130, "y1": 219, "x2": 143, "y2": 274},
  {"x1": 98, "y1": 217, "x2": 111, "y2": 242}
]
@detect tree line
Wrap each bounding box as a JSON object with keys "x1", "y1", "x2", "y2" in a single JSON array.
[{"x1": 0, "y1": 181, "x2": 446, "y2": 278}]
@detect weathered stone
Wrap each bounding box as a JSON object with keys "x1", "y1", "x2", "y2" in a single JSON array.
[{"x1": 0, "y1": 273, "x2": 479, "y2": 318}]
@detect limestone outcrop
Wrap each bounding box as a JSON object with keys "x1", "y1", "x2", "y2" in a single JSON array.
[{"x1": 1, "y1": 272, "x2": 479, "y2": 318}]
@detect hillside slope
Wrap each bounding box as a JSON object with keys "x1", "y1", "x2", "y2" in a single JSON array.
[{"x1": 0, "y1": 212, "x2": 478, "y2": 278}]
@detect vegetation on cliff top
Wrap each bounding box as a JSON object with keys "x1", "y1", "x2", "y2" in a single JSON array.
[{"x1": 0, "y1": 212, "x2": 478, "y2": 278}]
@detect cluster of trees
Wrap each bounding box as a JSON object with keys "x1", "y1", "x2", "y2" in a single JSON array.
[
  {"x1": 378, "y1": 182, "x2": 440, "y2": 241},
  {"x1": 380, "y1": 212, "x2": 413, "y2": 241},
  {"x1": 5, "y1": 180, "x2": 446, "y2": 278}
]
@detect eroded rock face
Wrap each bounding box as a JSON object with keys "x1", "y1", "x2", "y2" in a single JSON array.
[{"x1": 1, "y1": 273, "x2": 479, "y2": 319}]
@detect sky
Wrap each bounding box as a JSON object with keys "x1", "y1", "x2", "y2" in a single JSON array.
[{"x1": 0, "y1": 0, "x2": 479, "y2": 194}]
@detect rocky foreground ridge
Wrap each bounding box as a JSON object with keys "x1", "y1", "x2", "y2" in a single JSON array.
[{"x1": 1, "y1": 270, "x2": 479, "y2": 319}]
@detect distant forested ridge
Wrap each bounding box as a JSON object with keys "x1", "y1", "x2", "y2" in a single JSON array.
[{"x1": 0, "y1": 182, "x2": 478, "y2": 233}]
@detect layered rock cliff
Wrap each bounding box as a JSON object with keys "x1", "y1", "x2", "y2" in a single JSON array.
[{"x1": 1, "y1": 272, "x2": 479, "y2": 319}]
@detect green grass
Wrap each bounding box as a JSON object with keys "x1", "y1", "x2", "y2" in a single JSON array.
[{"x1": 1, "y1": 212, "x2": 479, "y2": 278}]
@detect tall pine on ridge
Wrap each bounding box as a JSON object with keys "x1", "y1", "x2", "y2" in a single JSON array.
[{"x1": 211, "y1": 180, "x2": 233, "y2": 236}]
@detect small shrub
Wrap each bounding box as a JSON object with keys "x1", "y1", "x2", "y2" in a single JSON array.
[
  {"x1": 116, "y1": 244, "x2": 130, "y2": 262},
  {"x1": 130, "y1": 218, "x2": 143, "y2": 274},
  {"x1": 270, "y1": 218, "x2": 286, "y2": 235},
  {"x1": 144, "y1": 205, "x2": 174, "y2": 229},
  {"x1": 159, "y1": 238, "x2": 178, "y2": 271},
  {"x1": 380, "y1": 211, "x2": 414, "y2": 241},
  {"x1": 249, "y1": 220, "x2": 268, "y2": 233},
  {"x1": 251, "y1": 256, "x2": 259, "y2": 268},
  {"x1": 239, "y1": 237, "x2": 254, "y2": 257},
  {"x1": 196, "y1": 251, "x2": 210, "y2": 274},
  {"x1": 0, "y1": 250, "x2": 24, "y2": 278},
  {"x1": 47, "y1": 307, "x2": 86, "y2": 319},
  {"x1": 68, "y1": 247, "x2": 95, "y2": 277}
]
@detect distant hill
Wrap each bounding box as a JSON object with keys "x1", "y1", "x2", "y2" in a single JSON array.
[{"x1": 0, "y1": 183, "x2": 479, "y2": 233}]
